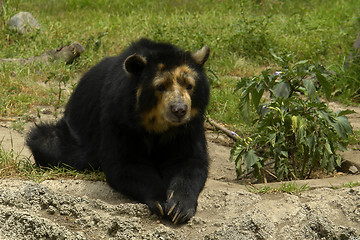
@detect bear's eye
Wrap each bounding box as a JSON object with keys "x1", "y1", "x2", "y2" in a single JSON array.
[
  {"x1": 156, "y1": 85, "x2": 166, "y2": 92},
  {"x1": 182, "y1": 72, "x2": 189, "y2": 78},
  {"x1": 186, "y1": 84, "x2": 193, "y2": 90}
]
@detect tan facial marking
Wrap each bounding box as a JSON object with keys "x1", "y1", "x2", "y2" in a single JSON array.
[
  {"x1": 158, "y1": 63, "x2": 165, "y2": 71},
  {"x1": 140, "y1": 95, "x2": 171, "y2": 132},
  {"x1": 173, "y1": 65, "x2": 197, "y2": 88},
  {"x1": 190, "y1": 108, "x2": 199, "y2": 118},
  {"x1": 140, "y1": 65, "x2": 199, "y2": 133}
]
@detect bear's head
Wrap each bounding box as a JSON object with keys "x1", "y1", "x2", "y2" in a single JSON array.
[{"x1": 123, "y1": 45, "x2": 210, "y2": 133}]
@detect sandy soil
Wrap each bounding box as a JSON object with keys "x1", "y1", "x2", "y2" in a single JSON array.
[{"x1": 0, "y1": 102, "x2": 359, "y2": 239}]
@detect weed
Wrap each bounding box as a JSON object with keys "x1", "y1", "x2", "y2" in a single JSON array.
[
  {"x1": 0, "y1": 136, "x2": 23, "y2": 178},
  {"x1": 9, "y1": 118, "x2": 26, "y2": 132},
  {"x1": 230, "y1": 54, "x2": 354, "y2": 181},
  {"x1": 0, "y1": 138, "x2": 105, "y2": 182},
  {"x1": 331, "y1": 55, "x2": 360, "y2": 102},
  {"x1": 331, "y1": 181, "x2": 360, "y2": 190},
  {"x1": 247, "y1": 182, "x2": 309, "y2": 194},
  {"x1": 85, "y1": 31, "x2": 109, "y2": 53},
  {"x1": 342, "y1": 181, "x2": 360, "y2": 188},
  {"x1": 227, "y1": 3, "x2": 274, "y2": 61},
  {"x1": 25, "y1": 165, "x2": 106, "y2": 182}
]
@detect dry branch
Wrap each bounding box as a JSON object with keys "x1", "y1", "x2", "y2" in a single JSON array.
[
  {"x1": 207, "y1": 117, "x2": 240, "y2": 141},
  {"x1": 0, "y1": 41, "x2": 85, "y2": 64}
]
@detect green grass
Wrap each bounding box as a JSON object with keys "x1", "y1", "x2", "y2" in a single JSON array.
[
  {"x1": 0, "y1": 140, "x2": 105, "y2": 182},
  {"x1": 330, "y1": 181, "x2": 360, "y2": 190},
  {"x1": 249, "y1": 181, "x2": 360, "y2": 194},
  {"x1": 247, "y1": 182, "x2": 310, "y2": 194},
  {"x1": 1, "y1": 0, "x2": 359, "y2": 122},
  {"x1": 341, "y1": 181, "x2": 360, "y2": 188}
]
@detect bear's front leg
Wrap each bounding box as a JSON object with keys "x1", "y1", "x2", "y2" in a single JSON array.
[
  {"x1": 98, "y1": 133, "x2": 168, "y2": 216},
  {"x1": 162, "y1": 158, "x2": 208, "y2": 224},
  {"x1": 102, "y1": 159, "x2": 171, "y2": 217}
]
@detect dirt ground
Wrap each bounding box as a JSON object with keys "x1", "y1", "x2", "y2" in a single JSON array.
[{"x1": 0, "y1": 102, "x2": 360, "y2": 239}]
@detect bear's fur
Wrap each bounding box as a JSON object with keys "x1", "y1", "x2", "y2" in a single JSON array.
[{"x1": 27, "y1": 38, "x2": 210, "y2": 224}]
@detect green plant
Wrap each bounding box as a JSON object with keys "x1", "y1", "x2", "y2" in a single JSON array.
[
  {"x1": 85, "y1": 31, "x2": 109, "y2": 52},
  {"x1": 230, "y1": 54, "x2": 354, "y2": 181},
  {"x1": 247, "y1": 182, "x2": 309, "y2": 194},
  {"x1": 341, "y1": 181, "x2": 360, "y2": 188},
  {"x1": 331, "y1": 54, "x2": 360, "y2": 102},
  {"x1": 10, "y1": 118, "x2": 26, "y2": 132},
  {"x1": 228, "y1": 5, "x2": 274, "y2": 60},
  {"x1": 331, "y1": 181, "x2": 360, "y2": 190},
  {"x1": 0, "y1": 139, "x2": 105, "y2": 182}
]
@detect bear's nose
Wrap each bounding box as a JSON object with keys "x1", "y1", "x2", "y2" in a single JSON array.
[{"x1": 171, "y1": 103, "x2": 188, "y2": 119}]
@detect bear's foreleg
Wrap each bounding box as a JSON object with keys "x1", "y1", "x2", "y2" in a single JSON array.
[
  {"x1": 162, "y1": 159, "x2": 208, "y2": 224},
  {"x1": 103, "y1": 161, "x2": 167, "y2": 203},
  {"x1": 98, "y1": 134, "x2": 168, "y2": 216}
]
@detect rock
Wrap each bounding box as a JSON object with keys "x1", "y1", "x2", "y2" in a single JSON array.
[
  {"x1": 349, "y1": 165, "x2": 359, "y2": 174},
  {"x1": 8, "y1": 12, "x2": 41, "y2": 35},
  {"x1": 0, "y1": 41, "x2": 85, "y2": 64}
]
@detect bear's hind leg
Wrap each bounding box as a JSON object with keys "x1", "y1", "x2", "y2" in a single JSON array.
[{"x1": 27, "y1": 119, "x2": 98, "y2": 170}]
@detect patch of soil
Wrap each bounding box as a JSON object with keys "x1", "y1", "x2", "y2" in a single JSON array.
[{"x1": 0, "y1": 101, "x2": 359, "y2": 239}]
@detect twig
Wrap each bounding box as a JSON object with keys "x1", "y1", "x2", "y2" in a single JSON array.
[
  {"x1": 0, "y1": 117, "x2": 17, "y2": 122},
  {"x1": 207, "y1": 117, "x2": 240, "y2": 141},
  {"x1": 0, "y1": 41, "x2": 85, "y2": 64},
  {"x1": 262, "y1": 168, "x2": 279, "y2": 182},
  {"x1": 237, "y1": 159, "x2": 276, "y2": 179}
]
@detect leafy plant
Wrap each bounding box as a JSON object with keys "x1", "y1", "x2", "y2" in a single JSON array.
[{"x1": 230, "y1": 54, "x2": 354, "y2": 181}]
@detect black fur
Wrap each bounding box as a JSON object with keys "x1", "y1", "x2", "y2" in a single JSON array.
[{"x1": 27, "y1": 38, "x2": 210, "y2": 223}]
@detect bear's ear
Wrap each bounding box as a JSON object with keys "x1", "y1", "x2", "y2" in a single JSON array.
[
  {"x1": 192, "y1": 46, "x2": 210, "y2": 66},
  {"x1": 123, "y1": 54, "x2": 147, "y2": 76}
]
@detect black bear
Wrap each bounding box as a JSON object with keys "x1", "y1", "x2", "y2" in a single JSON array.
[{"x1": 27, "y1": 38, "x2": 210, "y2": 224}]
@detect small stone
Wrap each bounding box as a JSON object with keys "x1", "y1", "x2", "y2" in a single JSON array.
[
  {"x1": 8, "y1": 12, "x2": 41, "y2": 35},
  {"x1": 47, "y1": 206, "x2": 57, "y2": 215},
  {"x1": 348, "y1": 165, "x2": 359, "y2": 174},
  {"x1": 40, "y1": 108, "x2": 52, "y2": 114}
]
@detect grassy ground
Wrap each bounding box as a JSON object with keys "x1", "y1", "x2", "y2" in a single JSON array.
[
  {"x1": 1, "y1": 0, "x2": 360, "y2": 127},
  {"x1": 0, "y1": 0, "x2": 359, "y2": 138},
  {"x1": 0, "y1": 138, "x2": 106, "y2": 181},
  {"x1": 0, "y1": 0, "x2": 360, "y2": 181}
]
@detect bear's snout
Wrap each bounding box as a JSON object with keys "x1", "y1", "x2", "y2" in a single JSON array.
[{"x1": 171, "y1": 103, "x2": 188, "y2": 119}]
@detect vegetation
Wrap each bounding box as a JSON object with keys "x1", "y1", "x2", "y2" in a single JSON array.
[
  {"x1": 0, "y1": 0, "x2": 360, "y2": 181},
  {"x1": 331, "y1": 181, "x2": 360, "y2": 189},
  {"x1": 1, "y1": 0, "x2": 360, "y2": 122},
  {"x1": 0, "y1": 139, "x2": 105, "y2": 181},
  {"x1": 247, "y1": 182, "x2": 309, "y2": 194},
  {"x1": 230, "y1": 55, "x2": 354, "y2": 181}
]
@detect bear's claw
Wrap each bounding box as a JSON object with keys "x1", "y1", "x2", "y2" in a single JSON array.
[
  {"x1": 155, "y1": 201, "x2": 164, "y2": 216},
  {"x1": 167, "y1": 203, "x2": 176, "y2": 215}
]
